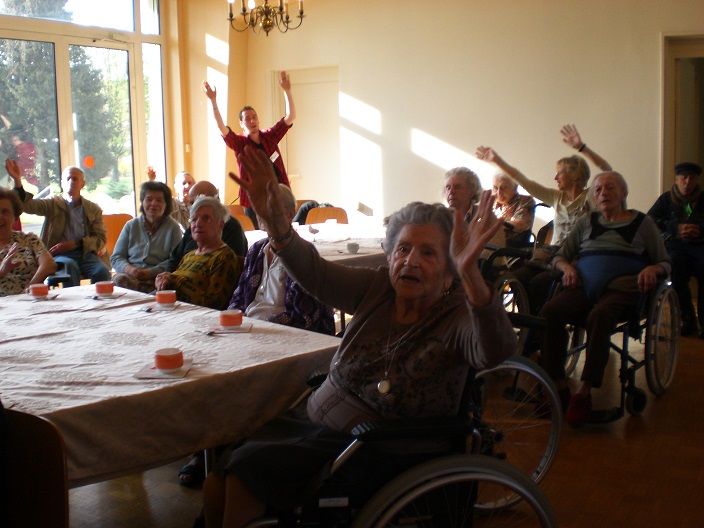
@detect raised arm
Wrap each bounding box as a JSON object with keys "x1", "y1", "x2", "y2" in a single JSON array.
[
  {"x1": 5, "y1": 157, "x2": 22, "y2": 188},
  {"x1": 279, "y1": 71, "x2": 296, "y2": 126},
  {"x1": 201, "y1": 81, "x2": 230, "y2": 136},
  {"x1": 560, "y1": 124, "x2": 612, "y2": 171},
  {"x1": 475, "y1": 146, "x2": 554, "y2": 203},
  {"x1": 451, "y1": 190, "x2": 503, "y2": 307}
]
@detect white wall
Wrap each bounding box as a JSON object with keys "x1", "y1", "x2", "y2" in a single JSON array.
[{"x1": 185, "y1": 0, "x2": 704, "y2": 220}]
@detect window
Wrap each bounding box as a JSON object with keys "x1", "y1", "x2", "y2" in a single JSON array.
[{"x1": 0, "y1": 0, "x2": 165, "y2": 232}]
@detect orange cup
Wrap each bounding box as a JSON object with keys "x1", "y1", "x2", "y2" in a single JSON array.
[
  {"x1": 156, "y1": 290, "x2": 177, "y2": 305},
  {"x1": 30, "y1": 283, "x2": 49, "y2": 298},
  {"x1": 95, "y1": 281, "x2": 114, "y2": 296},
  {"x1": 154, "y1": 348, "x2": 184, "y2": 372},
  {"x1": 220, "y1": 309, "x2": 243, "y2": 327}
]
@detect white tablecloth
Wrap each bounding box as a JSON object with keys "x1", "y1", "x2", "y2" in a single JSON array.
[
  {"x1": 245, "y1": 222, "x2": 387, "y2": 268},
  {"x1": 0, "y1": 286, "x2": 340, "y2": 486}
]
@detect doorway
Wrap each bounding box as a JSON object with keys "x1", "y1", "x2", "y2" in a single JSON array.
[{"x1": 663, "y1": 36, "x2": 704, "y2": 191}]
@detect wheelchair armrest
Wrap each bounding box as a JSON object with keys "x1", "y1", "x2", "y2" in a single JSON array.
[{"x1": 350, "y1": 416, "x2": 472, "y2": 442}]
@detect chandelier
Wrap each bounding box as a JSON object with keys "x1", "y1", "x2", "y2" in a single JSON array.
[{"x1": 228, "y1": 0, "x2": 304, "y2": 36}]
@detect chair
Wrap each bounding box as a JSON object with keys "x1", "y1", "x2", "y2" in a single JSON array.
[
  {"x1": 233, "y1": 213, "x2": 256, "y2": 231},
  {"x1": 228, "y1": 204, "x2": 246, "y2": 216},
  {"x1": 2, "y1": 407, "x2": 68, "y2": 528},
  {"x1": 305, "y1": 206, "x2": 348, "y2": 225},
  {"x1": 234, "y1": 358, "x2": 560, "y2": 527},
  {"x1": 103, "y1": 213, "x2": 133, "y2": 257}
]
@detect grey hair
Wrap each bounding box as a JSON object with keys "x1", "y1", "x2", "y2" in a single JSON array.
[
  {"x1": 383, "y1": 202, "x2": 455, "y2": 273},
  {"x1": 278, "y1": 184, "x2": 297, "y2": 215},
  {"x1": 493, "y1": 172, "x2": 518, "y2": 191},
  {"x1": 190, "y1": 195, "x2": 229, "y2": 224},
  {"x1": 590, "y1": 171, "x2": 629, "y2": 210},
  {"x1": 443, "y1": 167, "x2": 482, "y2": 203}
]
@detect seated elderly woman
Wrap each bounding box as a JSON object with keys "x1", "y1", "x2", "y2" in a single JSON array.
[
  {"x1": 198, "y1": 146, "x2": 516, "y2": 528},
  {"x1": 539, "y1": 171, "x2": 671, "y2": 428},
  {"x1": 0, "y1": 188, "x2": 56, "y2": 295},
  {"x1": 228, "y1": 184, "x2": 334, "y2": 335},
  {"x1": 492, "y1": 173, "x2": 536, "y2": 247},
  {"x1": 443, "y1": 166, "x2": 505, "y2": 256},
  {"x1": 111, "y1": 181, "x2": 182, "y2": 293},
  {"x1": 155, "y1": 196, "x2": 242, "y2": 310},
  {"x1": 476, "y1": 124, "x2": 612, "y2": 313}
]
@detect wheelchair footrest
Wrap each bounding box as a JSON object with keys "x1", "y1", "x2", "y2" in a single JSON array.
[{"x1": 589, "y1": 407, "x2": 624, "y2": 424}]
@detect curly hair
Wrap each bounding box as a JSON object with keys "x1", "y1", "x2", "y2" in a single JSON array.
[{"x1": 556, "y1": 155, "x2": 590, "y2": 189}]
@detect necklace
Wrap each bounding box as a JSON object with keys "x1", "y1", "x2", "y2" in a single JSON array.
[{"x1": 377, "y1": 319, "x2": 414, "y2": 395}]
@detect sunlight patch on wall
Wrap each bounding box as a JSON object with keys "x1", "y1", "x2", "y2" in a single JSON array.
[
  {"x1": 410, "y1": 128, "x2": 495, "y2": 189},
  {"x1": 206, "y1": 67, "x2": 229, "y2": 194},
  {"x1": 340, "y1": 126, "x2": 383, "y2": 227},
  {"x1": 339, "y1": 92, "x2": 381, "y2": 135},
  {"x1": 205, "y1": 34, "x2": 229, "y2": 67}
]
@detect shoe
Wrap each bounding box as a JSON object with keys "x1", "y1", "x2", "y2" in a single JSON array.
[
  {"x1": 178, "y1": 454, "x2": 205, "y2": 488},
  {"x1": 565, "y1": 393, "x2": 592, "y2": 428}
]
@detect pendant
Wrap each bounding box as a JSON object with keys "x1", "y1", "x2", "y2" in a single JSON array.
[{"x1": 377, "y1": 378, "x2": 391, "y2": 395}]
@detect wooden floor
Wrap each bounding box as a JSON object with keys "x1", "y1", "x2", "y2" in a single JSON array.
[{"x1": 68, "y1": 334, "x2": 704, "y2": 527}]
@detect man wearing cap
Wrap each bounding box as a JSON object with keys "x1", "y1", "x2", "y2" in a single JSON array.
[{"x1": 648, "y1": 162, "x2": 704, "y2": 337}]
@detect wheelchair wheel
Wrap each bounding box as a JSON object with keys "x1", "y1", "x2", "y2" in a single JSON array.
[
  {"x1": 644, "y1": 284, "x2": 680, "y2": 395},
  {"x1": 474, "y1": 356, "x2": 561, "y2": 491},
  {"x1": 496, "y1": 275, "x2": 530, "y2": 353},
  {"x1": 625, "y1": 387, "x2": 648, "y2": 416},
  {"x1": 564, "y1": 325, "x2": 584, "y2": 377},
  {"x1": 353, "y1": 454, "x2": 557, "y2": 527}
]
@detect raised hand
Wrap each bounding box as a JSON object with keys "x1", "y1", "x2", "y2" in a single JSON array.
[
  {"x1": 5, "y1": 158, "x2": 21, "y2": 187},
  {"x1": 145, "y1": 165, "x2": 156, "y2": 181},
  {"x1": 233, "y1": 146, "x2": 290, "y2": 237},
  {"x1": 451, "y1": 190, "x2": 502, "y2": 307},
  {"x1": 560, "y1": 124, "x2": 583, "y2": 150},
  {"x1": 475, "y1": 146, "x2": 498, "y2": 164},
  {"x1": 0, "y1": 242, "x2": 20, "y2": 276},
  {"x1": 201, "y1": 81, "x2": 217, "y2": 101},
  {"x1": 279, "y1": 71, "x2": 290, "y2": 91}
]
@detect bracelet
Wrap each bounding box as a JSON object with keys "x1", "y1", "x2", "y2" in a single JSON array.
[
  {"x1": 269, "y1": 227, "x2": 294, "y2": 245},
  {"x1": 578, "y1": 143, "x2": 586, "y2": 152}
]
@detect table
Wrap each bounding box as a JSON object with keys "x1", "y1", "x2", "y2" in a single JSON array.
[
  {"x1": 0, "y1": 286, "x2": 340, "y2": 487},
  {"x1": 245, "y1": 221, "x2": 387, "y2": 268}
]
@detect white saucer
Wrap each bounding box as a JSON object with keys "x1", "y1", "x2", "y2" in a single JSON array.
[{"x1": 154, "y1": 302, "x2": 177, "y2": 311}]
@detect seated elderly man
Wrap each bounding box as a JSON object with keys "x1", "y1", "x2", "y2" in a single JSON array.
[
  {"x1": 155, "y1": 196, "x2": 242, "y2": 310},
  {"x1": 0, "y1": 188, "x2": 56, "y2": 295},
  {"x1": 165, "y1": 180, "x2": 248, "y2": 275},
  {"x1": 146, "y1": 166, "x2": 195, "y2": 230},
  {"x1": 492, "y1": 173, "x2": 536, "y2": 247},
  {"x1": 648, "y1": 162, "x2": 704, "y2": 338},
  {"x1": 228, "y1": 184, "x2": 334, "y2": 335},
  {"x1": 6, "y1": 158, "x2": 111, "y2": 286}
]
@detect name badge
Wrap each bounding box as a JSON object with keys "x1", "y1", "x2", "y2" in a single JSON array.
[{"x1": 270, "y1": 151, "x2": 280, "y2": 163}]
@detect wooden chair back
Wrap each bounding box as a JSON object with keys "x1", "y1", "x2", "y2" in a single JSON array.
[
  {"x1": 2, "y1": 408, "x2": 68, "y2": 528},
  {"x1": 103, "y1": 213, "x2": 133, "y2": 255},
  {"x1": 306, "y1": 206, "x2": 348, "y2": 225},
  {"x1": 233, "y1": 214, "x2": 256, "y2": 231},
  {"x1": 228, "y1": 204, "x2": 246, "y2": 216}
]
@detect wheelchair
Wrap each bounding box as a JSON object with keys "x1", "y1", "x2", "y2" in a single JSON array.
[
  {"x1": 240, "y1": 357, "x2": 561, "y2": 527},
  {"x1": 549, "y1": 279, "x2": 681, "y2": 423}
]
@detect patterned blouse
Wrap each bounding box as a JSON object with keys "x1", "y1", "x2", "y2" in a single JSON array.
[
  {"x1": 0, "y1": 231, "x2": 50, "y2": 296},
  {"x1": 170, "y1": 245, "x2": 242, "y2": 310},
  {"x1": 493, "y1": 193, "x2": 536, "y2": 245}
]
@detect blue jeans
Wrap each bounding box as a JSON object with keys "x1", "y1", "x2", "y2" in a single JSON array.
[{"x1": 55, "y1": 249, "x2": 111, "y2": 287}]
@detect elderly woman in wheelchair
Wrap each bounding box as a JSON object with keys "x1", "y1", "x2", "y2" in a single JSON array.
[
  {"x1": 199, "y1": 146, "x2": 518, "y2": 528},
  {"x1": 539, "y1": 171, "x2": 672, "y2": 428}
]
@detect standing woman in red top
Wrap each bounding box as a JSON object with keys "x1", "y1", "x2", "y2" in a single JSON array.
[{"x1": 202, "y1": 72, "x2": 296, "y2": 229}]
